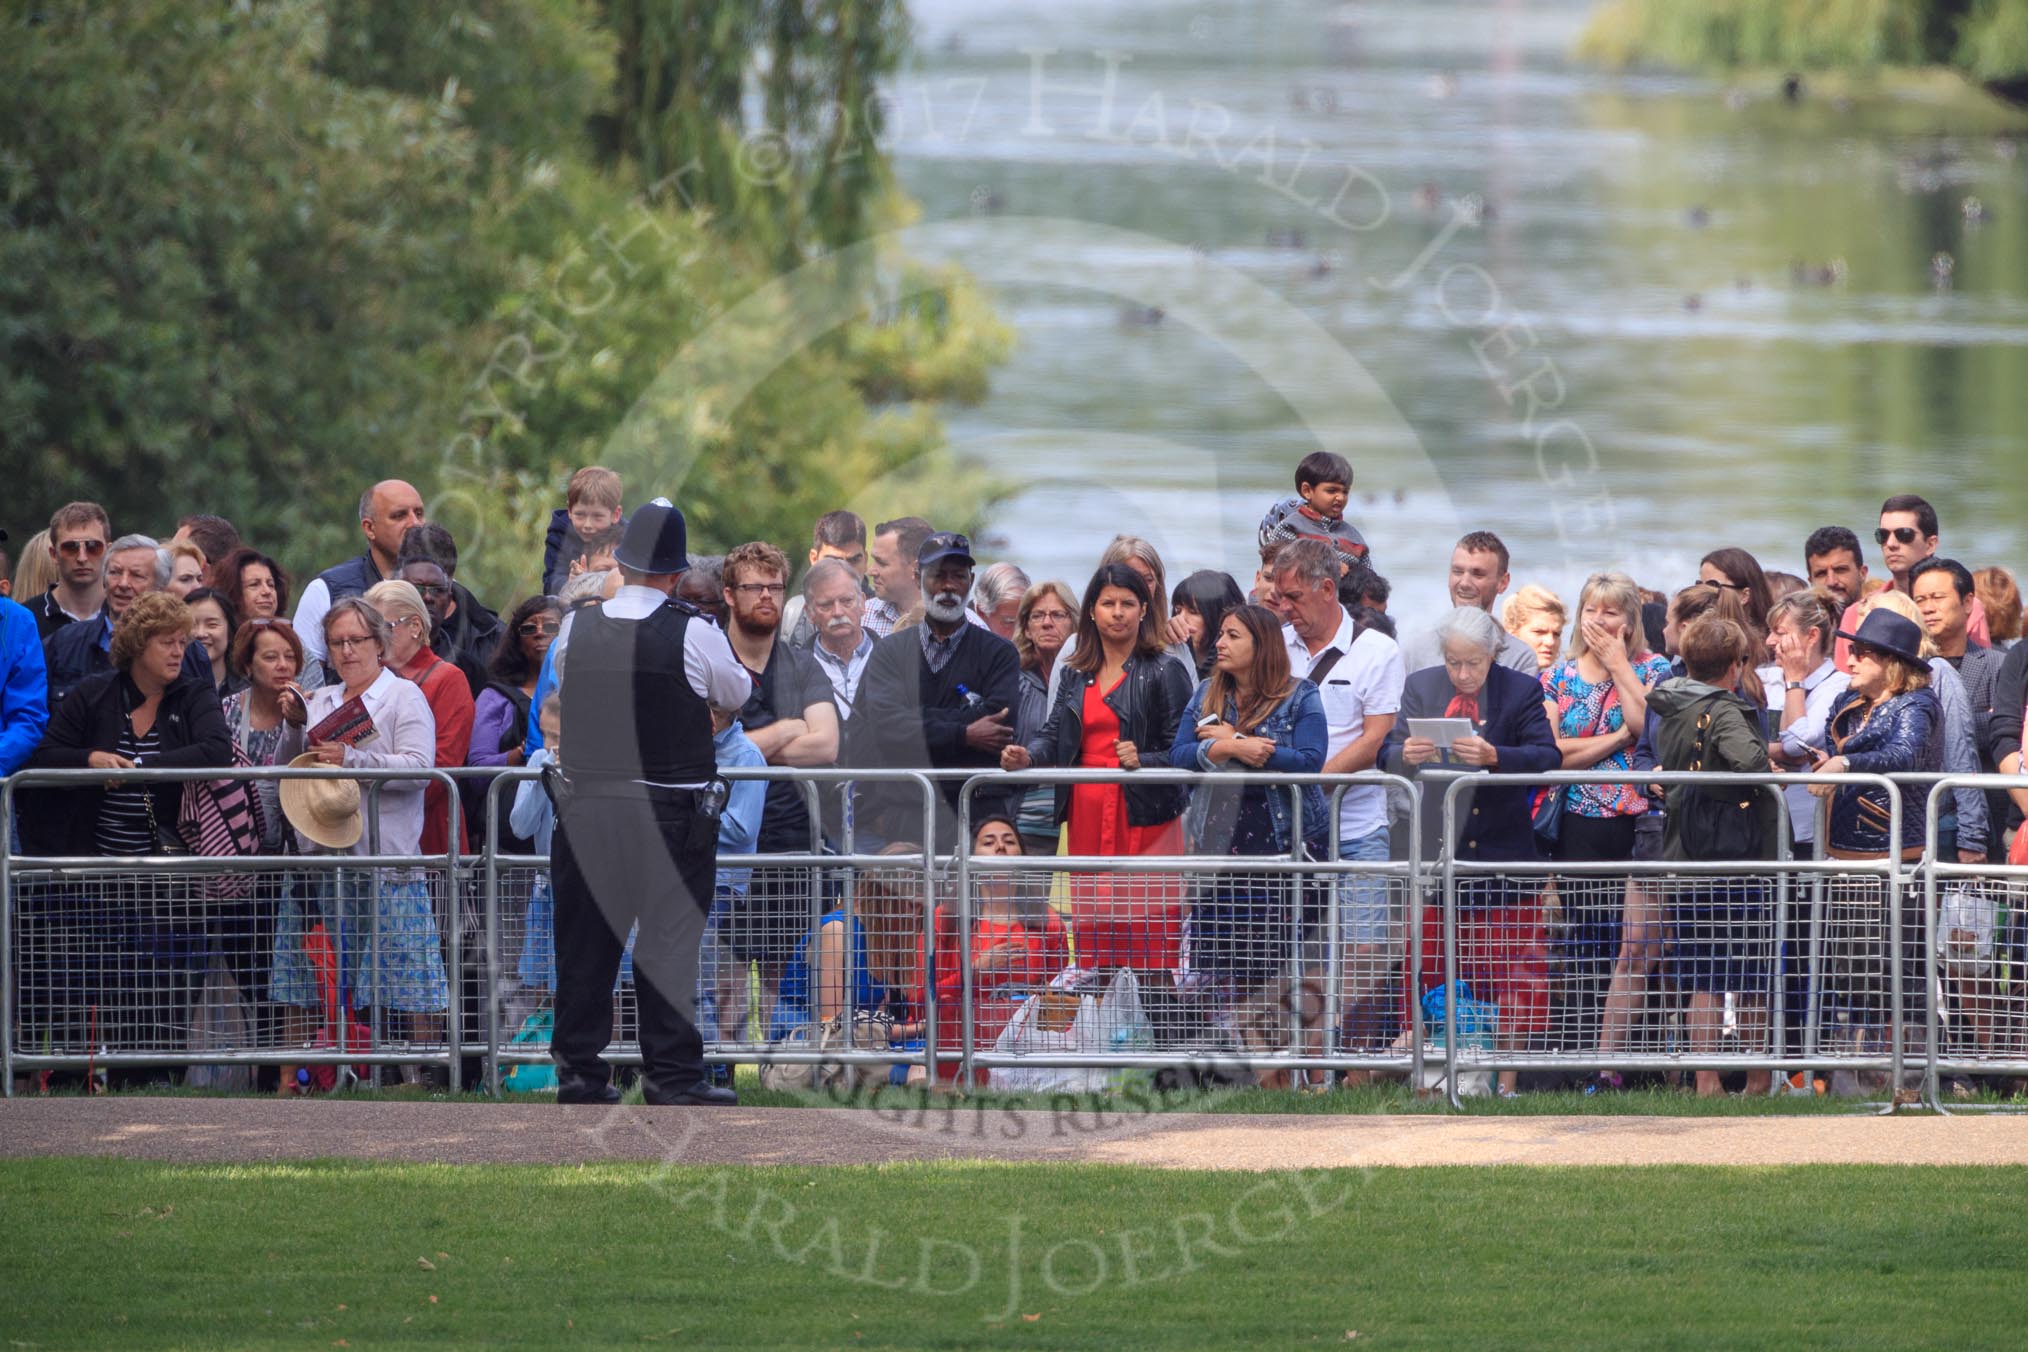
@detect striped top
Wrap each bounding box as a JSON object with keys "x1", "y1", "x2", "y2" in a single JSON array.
[{"x1": 95, "y1": 720, "x2": 164, "y2": 855}]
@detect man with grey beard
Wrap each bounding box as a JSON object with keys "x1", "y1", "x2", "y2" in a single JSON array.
[{"x1": 846, "y1": 531, "x2": 1020, "y2": 845}]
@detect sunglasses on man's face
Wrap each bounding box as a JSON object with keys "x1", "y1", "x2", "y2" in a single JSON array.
[
  {"x1": 57, "y1": 538, "x2": 107, "y2": 558},
  {"x1": 1875, "y1": 526, "x2": 1922, "y2": 546}
]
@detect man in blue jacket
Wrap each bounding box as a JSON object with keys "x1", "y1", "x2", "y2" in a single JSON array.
[{"x1": 0, "y1": 585, "x2": 51, "y2": 777}]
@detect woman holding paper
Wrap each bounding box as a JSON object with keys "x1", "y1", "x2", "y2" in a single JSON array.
[
  {"x1": 1383, "y1": 607, "x2": 1559, "y2": 1095},
  {"x1": 269, "y1": 596, "x2": 446, "y2": 1075}
]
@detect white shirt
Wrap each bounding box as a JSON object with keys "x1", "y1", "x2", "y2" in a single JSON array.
[
  {"x1": 291, "y1": 575, "x2": 335, "y2": 671},
  {"x1": 1283, "y1": 606, "x2": 1405, "y2": 842},
  {"x1": 275, "y1": 667, "x2": 436, "y2": 857},
  {"x1": 549, "y1": 584, "x2": 755, "y2": 788},
  {"x1": 551, "y1": 584, "x2": 754, "y2": 714}
]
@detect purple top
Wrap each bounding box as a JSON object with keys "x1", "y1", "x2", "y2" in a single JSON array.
[{"x1": 467, "y1": 687, "x2": 522, "y2": 767}]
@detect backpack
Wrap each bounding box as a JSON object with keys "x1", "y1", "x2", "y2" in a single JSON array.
[{"x1": 1678, "y1": 692, "x2": 1767, "y2": 862}]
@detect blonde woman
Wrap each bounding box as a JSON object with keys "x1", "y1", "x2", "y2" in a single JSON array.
[
  {"x1": 10, "y1": 528, "x2": 57, "y2": 603},
  {"x1": 1502, "y1": 584, "x2": 1566, "y2": 673},
  {"x1": 1539, "y1": 571, "x2": 1671, "y2": 1067}
]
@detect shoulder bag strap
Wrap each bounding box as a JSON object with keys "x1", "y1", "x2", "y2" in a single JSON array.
[{"x1": 1305, "y1": 645, "x2": 1346, "y2": 686}]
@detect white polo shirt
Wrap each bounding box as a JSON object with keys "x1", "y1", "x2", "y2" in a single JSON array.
[{"x1": 1283, "y1": 606, "x2": 1405, "y2": 843}]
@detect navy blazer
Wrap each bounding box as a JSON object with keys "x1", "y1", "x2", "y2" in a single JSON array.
[{"x1": 1382, "y1": 663, "x2": 1559, "y2": 865}]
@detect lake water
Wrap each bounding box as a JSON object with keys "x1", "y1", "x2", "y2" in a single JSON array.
[{"x1": 889, "y1": 0, "x2": 2028, "y2": 618}]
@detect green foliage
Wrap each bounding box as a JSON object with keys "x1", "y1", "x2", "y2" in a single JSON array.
[
  {"x1": 320, "y1": 0, "x2": 615, "y2": 160},
  {"x1": 1580, "y1": 0, "x2": 2028, "y2": 89},
  {"x1": 598, "y1": 0, "x2": 911, "y2": 262},
  {"x1": 0, "y1": 0, "x2": 504, "y2": 573},
  {"x1": 1, "y1": 0, "x2": 1006, "y2": 611},
  {"x1": 1959, "y1": 0, "x2": 2028, "y2": 86}
]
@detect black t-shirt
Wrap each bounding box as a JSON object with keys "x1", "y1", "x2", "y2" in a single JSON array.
[{"x1": 741, "y1": 638, "x2": 836, "y2": 852}]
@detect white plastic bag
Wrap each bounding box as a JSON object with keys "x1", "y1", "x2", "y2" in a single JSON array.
[
  {"x1": 1939, "y1": 888, "x2": 1996, "y2": 973},
  {"x1": 987, "y1": 991, "x2": 1107, "y2": 1093},
  {"x1": 184, "y1": 959, "x2": 254, "y2": 1092}
]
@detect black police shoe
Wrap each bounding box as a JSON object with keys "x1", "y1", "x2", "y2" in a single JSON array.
[
  {"x1": 555, "y1": 1078, "x2": 621, "y2": 1106},
  {"x1": 642, "y1": 1081, "x2": 739, "y2": 1107}
]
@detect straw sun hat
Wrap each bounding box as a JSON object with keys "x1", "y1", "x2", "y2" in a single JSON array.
[{"x1": 279, "y1": 752, "x2": 364, "y2": 850}]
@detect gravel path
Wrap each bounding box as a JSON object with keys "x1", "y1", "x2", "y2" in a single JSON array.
[{"x1": 5, "y1": 1098, "x2": 2026, "y2": 1169}]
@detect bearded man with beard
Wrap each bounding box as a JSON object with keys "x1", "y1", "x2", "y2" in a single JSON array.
[
  {"x1": 849, "y1": 532, "x2": 1021, "y2": 846},
  {"x1": 718, "y1": 541, "x2": 841, "y2": 1007}
]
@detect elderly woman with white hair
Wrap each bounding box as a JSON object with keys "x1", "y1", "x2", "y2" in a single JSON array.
[
  {"x1": 365, "y1": 578, "x2": 474, "y2": 857},
  {"x1": 269, "y1": 595, "x2": 446, "y2": 1083},
  {"x1": 1383, "y1": 606, "x2": 1560, "y2": 1094},
  {"x1": 969, "y1": 561, "x2": 1031, "y2": 640}
]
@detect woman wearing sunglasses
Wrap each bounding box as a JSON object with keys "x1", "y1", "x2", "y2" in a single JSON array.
[
  {"x1": 466, "y1": 596, "x2": 563, "y2": 858},
  {"x1": 469, "y1": 596, "x2": 562, "y2": 774}
]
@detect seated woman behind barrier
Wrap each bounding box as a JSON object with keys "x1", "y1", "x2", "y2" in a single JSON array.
[
  {"x1": 768, "y1": 842, "x2": 928, "y2": 1086},
  {"x1": 269, "y1": 597, "x2": 448, "y2": 1083},
  {"x1": 1649, "y1": 615, "x2": 1781, "y2": 1097},
  {"x1": 1384, "y1": 606, "x2": 1559, "y2": 1098},
  {"x1": 1808, "y1": 608, "x2": 1940, "y2": 1078},
  {"x1": 27, "y1": 592, "x2": 232, "y2": 1067},
  {"x1": 934, "y1": 816, "x2": 1070, "y2": 1084},
  {"x1": 1169, "y1": 604, "x2": 1328, "y2": 1056}
]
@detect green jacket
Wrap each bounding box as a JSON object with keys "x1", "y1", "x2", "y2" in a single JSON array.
[{"x1": 1647, "y1": 677, "x2": 1780, "y2": 863}]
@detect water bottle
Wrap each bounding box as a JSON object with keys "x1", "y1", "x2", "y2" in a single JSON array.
[{"x1": 956, "y1": 683, "x2": 985, "y2": 712}]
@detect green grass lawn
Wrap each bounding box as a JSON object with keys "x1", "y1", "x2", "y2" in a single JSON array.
[{"x1": 6, "y1": 1159, "x2": 2026, "y2": 1348}]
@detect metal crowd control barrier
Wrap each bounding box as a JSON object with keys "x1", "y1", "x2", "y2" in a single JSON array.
[
  {"x1": 1921, "y1": 773, "x2": 2028, "y2": 1112},
  {"x1": 954, "y1": 769, "x2": 1422, "y2": 1088},
  {"x1": 477, "y1": 766, "x2": 944, "y2": 1094},
  {"x1": 1431, "y1": 769, "x2": 1908, "y2": 1110},
  {"x1": 10, "y1": 763, "x2": 2028, "y2": 1106},
  {"x1": 3, "y1": 765, "x2": 471, "y2": 1094}
]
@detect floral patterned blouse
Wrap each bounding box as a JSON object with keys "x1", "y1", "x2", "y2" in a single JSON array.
[{"x1": 1542, "y1": 653, "x2": 1673, "y2": 818}]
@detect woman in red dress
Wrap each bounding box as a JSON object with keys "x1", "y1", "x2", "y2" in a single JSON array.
[{"x1": 1001, "y1": 564, "x2": 1195, "y2": 970}]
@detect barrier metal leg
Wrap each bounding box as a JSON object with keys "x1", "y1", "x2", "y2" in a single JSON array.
[
  {"x1": 1769, "y1": 864, "x2": 1788, "y2": 1098},
  {"x1": 2, "y1": 788, "x2": 12, "y2": 1099},
  {"x1": 1923, "y1": 857, "x2": 1943, "y2": 1113},
  {"x1": 1443, "y1": 860, "x2": 1461, "y2": 1111}
]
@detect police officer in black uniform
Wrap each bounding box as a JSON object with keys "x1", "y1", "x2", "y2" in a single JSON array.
[{"x1": 549, "y1": 500, "x2": 752, "y2": 1105}]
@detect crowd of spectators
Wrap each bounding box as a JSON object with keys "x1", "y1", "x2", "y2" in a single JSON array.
[{"x1": 3, "y1": 457, "x2": 2024, "y2": 1097}]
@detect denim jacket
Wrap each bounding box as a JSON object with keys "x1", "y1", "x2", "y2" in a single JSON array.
[
  {"x1": 1826, "y1": 685, "x2": 1941, "y2": 856},
  {"x1": 1169, "y1": 678, "x2": 1328, "y2": 856}
]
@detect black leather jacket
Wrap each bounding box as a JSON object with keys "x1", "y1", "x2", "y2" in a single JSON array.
[{"x1": 1025, "y1": 650, "x2": 1195, "y2": 829}]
